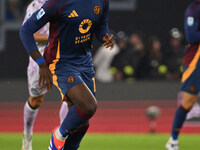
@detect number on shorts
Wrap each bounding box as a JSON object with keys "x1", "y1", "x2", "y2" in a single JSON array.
[{"x1": 92, "y1": 77, "x2": 96, "y2": 92}]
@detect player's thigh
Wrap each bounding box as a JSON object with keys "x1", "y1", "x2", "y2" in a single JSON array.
[
  {"x1": 80, "y1": 72, "x2": 96, "y2": 97},
  {"x1": 67, "y1": 83, "x2": 97, "y2": 115},
  {"x1": 181, "y1": 92, "x2": 197, "y2": 109},
  {"x1": 55, "y1": 72, "x2": 97, "y2": 114}
]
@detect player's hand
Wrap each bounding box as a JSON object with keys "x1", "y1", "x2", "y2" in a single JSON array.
[
  {"x1": 38, "y1": 62, "x2": 53, "y2": 91},
  {"x1": 102, "y1": 34, "x2": 115, "y2": 50}
]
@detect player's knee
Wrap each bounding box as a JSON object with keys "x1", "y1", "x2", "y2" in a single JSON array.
[
  {"x1": 183, "y1": 100, "x2": 196, "y2": 110},
  {"x1": 182, "y1": 94, "x2": 197, "y2": 110},
  {"x1": 88, "y1": 100, "x2": 97, "y2": 116},
  {"x1": 29, "y1": 95, "x2": 44, "y2": 108},
  {"x1": 82, "y1": 98, "x2": 97, "y2": 116}
]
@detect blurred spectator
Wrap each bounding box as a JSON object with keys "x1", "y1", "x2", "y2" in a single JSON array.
[
  {"x1": 164, "y1": 28, "x2": 184, "y2": 80},
  {"x1": 145, "y1": 36, "x2": 166, "y2": 79},
  {"x1": 111, "y1": 31, "x2": 130, "y2": 81},
  {"x1": 111, "y1": 32, "x2": 146, "y2": 81},
  {"x1": 127, "y1": 32, "x2": 146, "y2": 79},
  {"x1": 5, "y1": 0, "x2": 21, "y2": 21}
]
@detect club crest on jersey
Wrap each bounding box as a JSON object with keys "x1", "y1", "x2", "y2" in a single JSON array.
[
  {"x1": 94, "y1": 5, "x2": 101, "y2": 15},
  {"x1": 36, "y1": 8, "x2": 45, "y2": 20},
  {"x1": 190, "y1": 86, "x2": 195, "y2": 92},
  {"x1": 187, "y1": 17, "x2": 194, "y2": 26},
  {"x1": 67, "y1": 76, "x2": 75, "y2": 83}
]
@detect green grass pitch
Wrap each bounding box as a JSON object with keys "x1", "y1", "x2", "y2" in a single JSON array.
[{"x1": 0, "y1": 133, "x2": 200, "y2": 150}]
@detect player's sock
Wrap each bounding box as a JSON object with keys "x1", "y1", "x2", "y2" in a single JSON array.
[
  {"x1": 63, "y1": 123, "x2": 89, "y2": 150},
  {"x1": 55, "y1": 127, "x2": 67, "y2": 141},
  {"x1": 24, "y1": 101, "x2": 39, "y2": 134},
  {"x1": 171, "y1": 105, "x2": 189, "y2": 140},
  {"x1": 59, "y1": 105, "x2": 93, "y2": 137},
  {"x1": 59, "y1": 102, "x2": 69, "y2": 124}
]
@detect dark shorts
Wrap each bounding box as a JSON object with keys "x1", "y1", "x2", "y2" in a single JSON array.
[
  {"x1": 181, "y1": 55, "x2": 200, "y2": 95},
  {"x1": 52, "y1": 71, "x2": 96, "y2": 100}
]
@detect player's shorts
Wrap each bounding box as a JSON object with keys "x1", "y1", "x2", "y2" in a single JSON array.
[
  {"x1": 27, "y1": 45, "x2": 46, "y2": 97},
  {"x1": 180, "y1": 58, "x2": 200, "y2": 95},
  {"x1": 52, "y1": 71, "x2": 96, "y2": 101}
]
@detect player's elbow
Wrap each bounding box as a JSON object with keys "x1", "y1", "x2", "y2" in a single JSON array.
[
  {"x1": 19, "y1": 26, "x2": 37, "y2": 54},
  {"x1": 19, "y1": 26, "x2": 28, "y2": 43}
]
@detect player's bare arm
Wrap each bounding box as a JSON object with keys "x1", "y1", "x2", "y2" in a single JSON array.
[
  {"x1": 34, "y1": 33, "x2": 48, "y2": 42},
  {"x1": 102, "y1": 34, "x2": 115, "y2": 50},
  {"x1": 29, "y1": 50, "x2": 52, "y2": 91}
]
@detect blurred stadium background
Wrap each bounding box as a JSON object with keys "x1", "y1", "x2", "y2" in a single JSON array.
[{"x1": 1, "y1": 0, "x2": 200, "y2": 149}]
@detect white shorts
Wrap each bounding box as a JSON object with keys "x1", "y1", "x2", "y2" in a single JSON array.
[{"x1": 27, "y1": 45, "x2": 47, "y2": 97}]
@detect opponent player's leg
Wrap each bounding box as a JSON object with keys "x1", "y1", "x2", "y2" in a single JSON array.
[
  {"x1": 22, "y1": 94, "x2": 44, "y2": 150},
  {"x1": 22, "y1": 60, "x2": 46, "y2": 150},
  {"x1": 59, "y1": 101, "x2": 69, "y2": 124},
  {"x1": 49, "y1": 83, "x2": 97, "y2": 150}
]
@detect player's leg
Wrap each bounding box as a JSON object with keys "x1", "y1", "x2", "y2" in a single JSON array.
[
  {"x1": 23, "y1": 95, "x2": 45, "y2": 134},
  {"x1": 48, "y1": 73, "x2": 97, "y2": 150},
  {"x1": 22, "y1": 94, "x2": 44, "y2": 150},
  {"x1": 63, "y1": 73, "x2": 96, "y2": 150},
  {"x1": 172, "y1": 92, "x2": 197, "y2": 139},
  {"x1": 59, "y1": 101, "x2": 69, "y2": 124},
  {"x1": 166, "y1": 92, "x2": 197, "y2": 150},
  {"x1": 22, "y1": 60, "x2": 46, "y2": 150},
  {"x1": 60, "y1": 100, "x2": 89, "y2": 150},
  {"x1": 166, "y1": 63, "x2": 200, "y2": 150},
  {"x1": 63, "y1": 121, "x2": 89, "y2": 150}
]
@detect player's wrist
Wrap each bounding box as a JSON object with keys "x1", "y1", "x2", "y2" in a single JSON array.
[
  {"x1": 102, "y1": 34, "x2": 109, "y2": 41},
  {"x1": 39, "y1": 61, "x2": 48, "y2": 68},
  {"x1": 36, "y1": 57, "x2": 46, "y2": 65}
]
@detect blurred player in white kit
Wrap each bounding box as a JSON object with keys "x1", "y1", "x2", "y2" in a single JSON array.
[{"x1": 22, "y1": 1, "x2": 68, "y2": 150}]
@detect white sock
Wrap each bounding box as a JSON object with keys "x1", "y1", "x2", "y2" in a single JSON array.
[
  {"x1": 55, "y1": 128, "x2": 68, "y2": 141},
  {"x1": 59, "y1": 102, "x2": 69, "y2": 124},
  {"x1": 24, "y1": 101, "x2": 38, "y2": 134}
]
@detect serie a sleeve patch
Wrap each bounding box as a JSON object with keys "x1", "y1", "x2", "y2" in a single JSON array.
[
  {"x1": 187, "y1": 17, "x2": 194, "y2": 26},
  {"x1": 36, "y1": 8, "x2": 45, "y2": 20}
]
